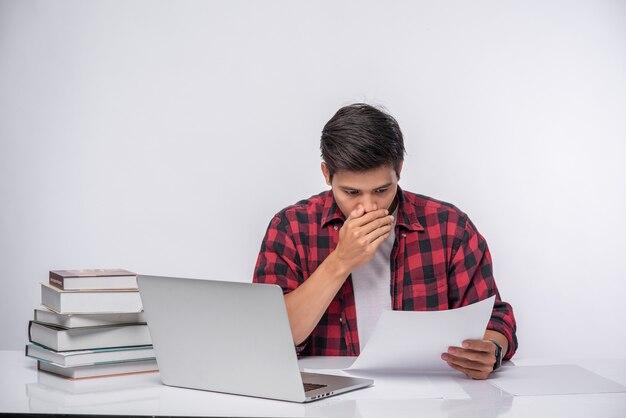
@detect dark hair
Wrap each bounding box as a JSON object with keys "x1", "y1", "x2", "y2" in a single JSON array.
[{"x1": 320, "y1": 103, "x2": 405, "y2": 180}]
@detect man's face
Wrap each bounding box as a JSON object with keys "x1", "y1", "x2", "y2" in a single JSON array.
[{"x1": 321, "y1": 163, "x2": 402, "y2": 217}]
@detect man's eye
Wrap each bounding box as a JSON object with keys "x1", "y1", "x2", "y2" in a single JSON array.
[
  {"x1": 375, "y1": 189, "x2": 388, "y2": 194},
  {"x1": 345, "y1": 190, "x2": 359, "y2": 196}
]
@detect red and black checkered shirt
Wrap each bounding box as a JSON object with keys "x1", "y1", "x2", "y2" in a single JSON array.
[{"x1": 253, "y1": 187, "x2": 517, "y2": 360}]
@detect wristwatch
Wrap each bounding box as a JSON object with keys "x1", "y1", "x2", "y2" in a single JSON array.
[{"x1": 490, "y1": 340, "x2": 503, "y2": 371}]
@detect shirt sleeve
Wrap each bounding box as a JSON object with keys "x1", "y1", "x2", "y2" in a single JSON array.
[
  {"x1": 447, "y1": 214, "x2": 518, "y2": 360},
  {"x1": 253, "y1": 212, "x2": 303, "y2": 292},
  {"x1": 252, "y1": 212, "x2": 310, "y2": 355}
]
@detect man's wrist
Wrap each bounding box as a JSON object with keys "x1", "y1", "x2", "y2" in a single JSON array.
[
  {"x1": 484, "y1": 329, "x2": 509, "y2": 360},
  {"x1": 326, "y1": 250, "x2": 352, "y2": 279},
  {"x1": 489, "y1": 339, "x2": 503, "y2": 371}
]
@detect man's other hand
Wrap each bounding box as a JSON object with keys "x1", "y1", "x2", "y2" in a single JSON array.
[{"x1": 441, "y1": 339, "x2": 497, "y2": 380}]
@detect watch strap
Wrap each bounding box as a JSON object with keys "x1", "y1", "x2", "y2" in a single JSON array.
[{"x1": 490, "y1": 340, "x2": 503, "y2": 371}]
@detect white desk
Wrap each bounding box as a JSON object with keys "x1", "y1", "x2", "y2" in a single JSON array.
[{"x1": 0, "y1": 350, "x2": 624, "y2": 417}]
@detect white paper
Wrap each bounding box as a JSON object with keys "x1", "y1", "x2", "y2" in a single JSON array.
[
  {"x1": 348, "y1": 295, "x2": 495, "y2": 372},
  {"x1": 301, "y1": 368, "x2": 470, "y2": 400},
  {"x1": 489, "y1": 364, "x2": 626, "y2": 396}
]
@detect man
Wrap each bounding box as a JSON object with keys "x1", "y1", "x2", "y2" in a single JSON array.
[{"x1": 253, "y1": 103, "x2": 517, "y2": 379}]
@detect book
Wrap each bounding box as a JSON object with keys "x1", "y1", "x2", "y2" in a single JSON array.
[
  {"x1": 34, "y1": 306, "x2": 145, "y2": 328},
  {"x1": 41, "y1": 283, "x2": 142, "y2": 314},
  {"x1": 49, "y1": 269, "x2": 137, "y2": 290},
  {"x1": 28, "y1": 321, "x2": 152, "y2": 351},
  {"x1": 37, "y1": 359, "x2": 158, "y2": 379},
  {"x1": 26, "y1": 343, "x2": 155, "y2": 367}
]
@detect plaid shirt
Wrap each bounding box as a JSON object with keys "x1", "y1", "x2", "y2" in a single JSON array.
[{"x1": 253, "y1": 187, "x2": 518, "y2": 360}]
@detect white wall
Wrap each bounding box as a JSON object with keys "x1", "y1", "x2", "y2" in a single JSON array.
[{"x1": 1, "y1": 0, "x2": 625, "y2": 357}]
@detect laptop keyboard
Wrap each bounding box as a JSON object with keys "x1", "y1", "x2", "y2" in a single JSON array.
[{"x1": 303, "y1": 382, "x2": 327, "y2": 392}]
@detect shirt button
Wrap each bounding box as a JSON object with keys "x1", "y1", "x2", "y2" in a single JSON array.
[
  {"x1": 401, "y1": 233, "x2": 406, "y2": 237},
  {"x1": 333, "y1": 225, "x2": 339, "y2": 230}
]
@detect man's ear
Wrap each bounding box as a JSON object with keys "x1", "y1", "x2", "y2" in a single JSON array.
[{"x1": 321, "y1": 162, "x2": 332, "y2": 186}]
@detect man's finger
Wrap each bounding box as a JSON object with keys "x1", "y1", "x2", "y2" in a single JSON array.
[
  {"x1": 359, "y1": 214, "x2": 394, "y2": 236},
  {"x1": 462, "y1": 339, "x2": 496, "y2": 354},
  {"x1": 366, "y1": 231, "x2": 391, "y2": 252},
  {"x1": 447, "y1": 347, "x2": 494, "y2": 364},
  {"x1": 349, "y1": 208, "x2": 389, "y2": 227},
  {"x1": 446, "y1": 361, "x2": 491, "y2": 380},
  {"x1": 441, "y1": 353, "x2": 492, "y2": 373},
  {"x1": 446, "y1": 361, "x2": 471, "y2": 378},
  {"x1": 346, "y1": 205, "x2": 365, "y2": 222},
  {"x1": 364, "y1": 223, "x2": 393, "y2": 244}
]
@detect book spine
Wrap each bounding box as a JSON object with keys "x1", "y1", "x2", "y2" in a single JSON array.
[
  {"x1": 49, "y1": 271, "x2": 65, "y2": 289},
  {"x1": 27, "y1": 320, "x2": 34, "y2": 343}
]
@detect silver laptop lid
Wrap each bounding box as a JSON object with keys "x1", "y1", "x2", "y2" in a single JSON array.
[{"x1": 137, "y1": 275, "x2": 307, "y2": 402}]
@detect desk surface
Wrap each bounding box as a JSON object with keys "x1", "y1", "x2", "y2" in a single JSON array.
[{"x1": 0, "y1": 350, "x2": 625, "y2": 418}]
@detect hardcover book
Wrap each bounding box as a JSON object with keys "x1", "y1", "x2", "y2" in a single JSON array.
[
  {"x1": 28, "y1": 321, "x2": 152, "y2": 351},
  {"x1": 26, "y1": 344, "x2": 155, "y2": 367},
  {"x1": 49, "y1": 269, "x2": 137, "y2": 290},
  {"x1": 41, "y1": 283, "x2": 142, "y2": 314},
  {"x1": 34, "y1": 306, "x2": 145, "y2": 328},
  {"x1": 37, "y1": 359, "x2": 158, "y2": 379}
]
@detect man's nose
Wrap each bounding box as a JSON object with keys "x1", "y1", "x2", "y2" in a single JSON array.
[{"x1": 359, "y1": 197, "x2": 378, "y2": 213}]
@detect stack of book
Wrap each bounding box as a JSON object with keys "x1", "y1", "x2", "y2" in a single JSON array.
[{"x1": 26, "y1": 269, "x2": 158, "y2": 379}]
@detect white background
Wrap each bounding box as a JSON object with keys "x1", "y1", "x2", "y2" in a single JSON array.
[{"x1": 1, "y1": 0, "x2": 624, "y2": 357}]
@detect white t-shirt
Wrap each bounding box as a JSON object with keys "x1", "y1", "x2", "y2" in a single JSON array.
[{"x1": 351, "y1": 212, "x2": 397, "y2": 350}]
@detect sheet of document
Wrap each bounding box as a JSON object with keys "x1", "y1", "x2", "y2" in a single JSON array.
[
  {"x1": 347, "y1": 295, "x2": 495, "y2": 372},
  {"x1": 489, "y1": 364, "x2": 626, "y2": 396},
  {"x1": 301, "y1": 368, "x2": 470, "y2": 400}
]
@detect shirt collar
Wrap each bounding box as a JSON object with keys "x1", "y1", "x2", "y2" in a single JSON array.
[{"x1": 321, "y1": 186, "x2": 424, "y2": 232}]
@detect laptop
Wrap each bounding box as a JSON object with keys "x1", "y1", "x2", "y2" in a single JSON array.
[{"x1": 137, "y1": 275, "x2": 373, "y2": 402}]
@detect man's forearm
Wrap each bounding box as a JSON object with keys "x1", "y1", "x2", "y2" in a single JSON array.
[{"x1": 284, "y1": 251, "x2": 350, "y2": 345}]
